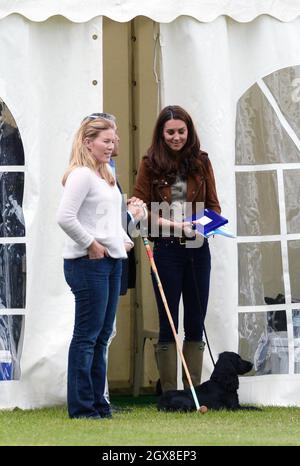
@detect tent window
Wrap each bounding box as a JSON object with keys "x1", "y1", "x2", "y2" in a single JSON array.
[
  {"x1": 0, "y1": 172, "x2": 25, "y2": 237},
  {"x1": 263, "y1": 66, "x2": 300, "y2": 142},
  {"x1": 0, "y1": 98, "x2": 25, "y2": 381},
  {"x1": 235, "y1": 81, "x2": 300, "y2": 165},
  {"x1": 238, "y1": 311, "x2": 289, "y2": 375},
  {"x1": 0, "y1": 244, "x2": 26, "y2": 309},
  {"x1": 238, "y1": 242, "x2": 284, "y2": 306},
  {"x1": 293, "y1": 310, "x2": 300, "y2": 373},
  {"x1": 284, "y1": 170, "x2": 300, "y2": 233},
  {"x1": 288, "y1": 241, "x2": 300, "y2": 303},
  {"x1": 236, "y1": 65, "x2": 300, "y2": 376},
  {"x1": 0, "y1": 315, "x2": 24, "y2": 381},
  {"x1": 236, "y1": 171, "x2": 280, "y2": 236},
  {"x1": 0, "y1": 101, "x2": 24, "y2": 165}
]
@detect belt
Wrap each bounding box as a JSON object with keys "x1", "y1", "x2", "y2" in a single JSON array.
[{"x1": 154, "y1": 237, "x2": 194, "y2": 246}]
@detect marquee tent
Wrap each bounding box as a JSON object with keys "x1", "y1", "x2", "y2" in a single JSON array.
[{"x1": 1, "y1": 0, "x2": 300, "y2": 409}]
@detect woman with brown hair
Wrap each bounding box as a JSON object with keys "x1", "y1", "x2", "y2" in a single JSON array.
[{"x1": 133, "y1": 105, "x2": 221, "y2": 392}]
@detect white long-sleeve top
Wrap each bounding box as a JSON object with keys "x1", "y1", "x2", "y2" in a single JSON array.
[{"x1": 57, "y1": 166, "x2": 133, "y2": 259}]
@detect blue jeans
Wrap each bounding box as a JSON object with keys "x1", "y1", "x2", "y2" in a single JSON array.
[
  {"x1": 63, "y1": 256, "x2": 122, "y2": 419},
  {"x1": 151, "y1": 239, "x2": 211, "y2": 343}
]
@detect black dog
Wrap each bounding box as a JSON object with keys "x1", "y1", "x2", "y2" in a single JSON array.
[{"x1": 158, "y1": 352, "x2": 261, "y2": 412}]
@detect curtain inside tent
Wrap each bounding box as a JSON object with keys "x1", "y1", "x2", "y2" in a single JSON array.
[
  {"x1": 0, "y1": 14, "x2": 102, "y2": 408},
  {"x1": 160, "y1": 15, "x2": 300, "y2": 405}
]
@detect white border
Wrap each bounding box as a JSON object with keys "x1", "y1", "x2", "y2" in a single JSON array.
[{"x1": 1, "y1": 0, "x2": 300, "y2": 24}]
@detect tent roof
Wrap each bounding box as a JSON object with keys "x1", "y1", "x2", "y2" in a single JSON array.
[{"x1": 1, "y1": 0, "x2": 300, "y2": 23}]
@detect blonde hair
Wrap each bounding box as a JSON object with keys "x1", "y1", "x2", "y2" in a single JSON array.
[{"x1": 62, "y1": 118, "x2": 115, "y2": 186}]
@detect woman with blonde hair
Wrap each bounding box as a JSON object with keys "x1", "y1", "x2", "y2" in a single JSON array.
[{"x1": 57, "y1": 117, "x2": 133, "y2": 419}]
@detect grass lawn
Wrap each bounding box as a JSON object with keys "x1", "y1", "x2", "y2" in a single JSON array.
[{"x1": 0, "y1": 395, "x2": 300, "y2": 446}]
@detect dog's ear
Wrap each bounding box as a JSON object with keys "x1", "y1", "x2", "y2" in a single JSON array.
[{"x1": 211, "y1": 353, "x2": 240, "y2": 392}]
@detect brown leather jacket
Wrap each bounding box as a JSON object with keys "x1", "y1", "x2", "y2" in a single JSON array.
[{"x1": 133, "y1": 153, "x2": 221, "y2": 215}]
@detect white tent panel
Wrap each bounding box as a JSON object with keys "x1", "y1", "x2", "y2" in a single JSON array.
[
  {"x1": 0, "y1": 14, "x2": 102, "y2": 408},
  {"x1": 160, "y1": 15, "x2": 300, "y2": 405},
  {"x1": 0, "y1": 0, "x2": 300, "y2": 23}
]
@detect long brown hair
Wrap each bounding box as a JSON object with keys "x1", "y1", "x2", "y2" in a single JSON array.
[
  {"x1": 62, "y1": 118, "x2": 115, "y2": 186},
  {"x1": 145, "y1": 105, "x2": 207, "y2": 181}
]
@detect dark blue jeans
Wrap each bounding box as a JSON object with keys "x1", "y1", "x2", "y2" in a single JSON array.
[
  {"x1": 151, "y1": 239, "x2": 211, "y2": 343},
  {"x1": 63, "y1": 256, "x2": 122, "y2": 419}
]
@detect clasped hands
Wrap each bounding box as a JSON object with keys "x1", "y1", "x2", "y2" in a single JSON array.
[{"x1": 127, "y1": 196, "x2": 147, "y2": 221}]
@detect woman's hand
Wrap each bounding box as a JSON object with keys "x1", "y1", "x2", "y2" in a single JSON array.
[
  {"x1": 172, "y1": 221, "x2": 196, "y2": 238},
  {"x1": 124, "y1": 242, "x2": 133, "y2": 252},
  {"x1": 87, "y1": 240, "x2": 109, "y2": 259},
  {"x1": 127, "y1": 197, "x2": 147, "y2": 221}
]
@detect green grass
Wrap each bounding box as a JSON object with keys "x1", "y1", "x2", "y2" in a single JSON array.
[{"x1": 0, "y1": 396, "x2": 300, "y2": 446}]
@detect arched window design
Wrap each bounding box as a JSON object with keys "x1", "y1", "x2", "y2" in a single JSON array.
[
  {"x1": 0, "y1": 99, "x2": 25, "y2": 381},
  {"x1": 236, "y1": 66, "x2": 300, "y2": 375}
]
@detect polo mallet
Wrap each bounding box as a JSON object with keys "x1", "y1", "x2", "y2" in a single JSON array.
[{"x1": 142, "y1": 237, "x2": 208, "y2": 414}]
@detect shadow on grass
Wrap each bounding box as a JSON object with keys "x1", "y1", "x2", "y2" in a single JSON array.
[{"x1": 110, "y1": 394, "x2": 157, "y2": 407}]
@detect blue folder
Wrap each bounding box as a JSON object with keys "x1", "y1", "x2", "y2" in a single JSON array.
[{"x1": 185, "y1": 208, "x2": 234, "y2": 238}]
